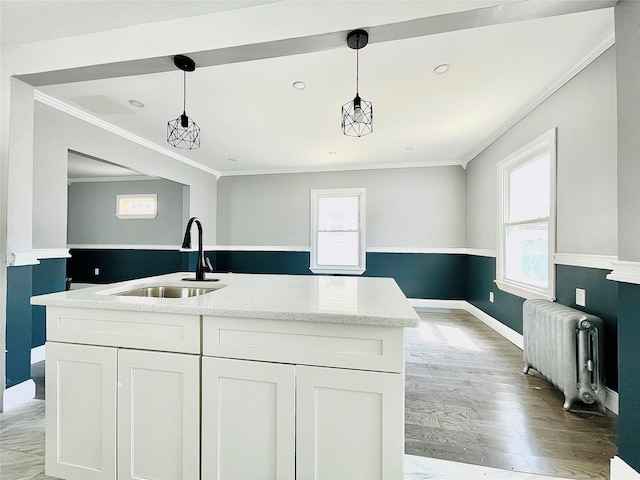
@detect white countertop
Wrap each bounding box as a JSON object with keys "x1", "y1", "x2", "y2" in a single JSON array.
[{"x1": 31, "y1": 273, "x2": 419, "y2": 328}]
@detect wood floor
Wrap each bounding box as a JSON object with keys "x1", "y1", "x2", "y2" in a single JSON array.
[{"x1": 405, "y1": 308, "x2": 618, "y2": 480}]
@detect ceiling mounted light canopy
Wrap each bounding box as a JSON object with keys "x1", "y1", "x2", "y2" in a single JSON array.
[
  {"x1": 341, "y1": 29, "x2": 373, "y2": 137},
  {"x1": 167, "y1": 54, "x2": 200, "y2": 150}
]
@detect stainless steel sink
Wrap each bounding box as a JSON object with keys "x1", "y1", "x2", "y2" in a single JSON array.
[{"x1": 114, "y1": 286, "x2": 218, "y2": 298}]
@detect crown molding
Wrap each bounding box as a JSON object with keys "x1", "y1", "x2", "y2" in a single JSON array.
[
  {"x1": 33, "y1": 90, "x2": 221, "y2": 179},
  {"x1": 217, "y1": 159, "x2": 464, "y2": 177},
  {"x1": 462, "y1": 31, "x2": 615, "y2": 167},
  {"x1": 68, "y1": 175, "x2": 157, "y2": 183}
]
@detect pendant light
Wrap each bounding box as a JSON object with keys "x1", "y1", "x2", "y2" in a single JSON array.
[
  {"x1": 341, "y1": 29, "x2": 373, "y2": 137},
  {"x1": 167, "y1": 55, "x2": 200, "y2": 149}
]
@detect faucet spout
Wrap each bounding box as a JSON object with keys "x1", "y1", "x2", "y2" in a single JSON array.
[{"x1": 182, "y1": 217, "x2": 212, "y2": 281}]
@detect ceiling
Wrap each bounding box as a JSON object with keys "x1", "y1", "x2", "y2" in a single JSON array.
[
  {"x1": 1, "y1": 1, "x2": 616, "y2": 178},
  {"x1": 67, "y1": 151, "x2": 150, "y2": 182}
]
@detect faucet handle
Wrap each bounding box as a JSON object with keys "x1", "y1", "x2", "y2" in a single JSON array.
[{"x1": 204, "y1": 256, "x2": 214, "y2": 273}]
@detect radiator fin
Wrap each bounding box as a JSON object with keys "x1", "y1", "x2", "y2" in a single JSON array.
[{"x1": 523, "y1": 299, "x2": 605, "y2": 412}]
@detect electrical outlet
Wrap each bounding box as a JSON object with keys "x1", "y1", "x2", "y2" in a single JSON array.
[
  {"x1": 576, "y1": 288, "x2": 586, "y2": 307},
  {"x1": 489, "y1": 291, "x2": 494, "y2": 303},
  {"x1": 94, "y1": 267, "x2": 100, "y2": 276}
]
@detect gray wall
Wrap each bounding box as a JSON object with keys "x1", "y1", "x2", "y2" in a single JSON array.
[
  {"x1": 217, "y1": 166, "x2": 466, "y2": 249},
  {"x1": 466, "y1": 46, "x2": 618, "y2": 256},
  {"x1": 615, "y1": 4, "x2": 640, "y2": 262},
  {"x1": 68, "y1": 179, "x2": 186, "y2": 246},
  {"x1": 33, "y1": 102, "x2": 218, "y2": 249}
]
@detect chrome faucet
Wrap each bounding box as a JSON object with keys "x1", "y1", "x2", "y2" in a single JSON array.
[{"x1": 181, "y1": 217, "x2": 213, "y2": 281}]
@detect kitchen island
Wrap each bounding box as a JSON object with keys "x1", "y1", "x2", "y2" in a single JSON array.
[{"x1": 31, "y1": 272, "x2": 419, "y2": 480}]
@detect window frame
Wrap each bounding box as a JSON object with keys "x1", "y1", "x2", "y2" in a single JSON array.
[
  {"x1": 310, "y1": 187, "x2": 366, "y2": 275},
  {"x1": 496, "y1": 128, "x2": 557, "y2": 300},
  {"x1": 116, "y1": 194, "x2": 158, "y2": 219}
]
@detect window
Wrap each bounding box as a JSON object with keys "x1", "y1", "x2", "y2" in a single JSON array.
[
  {"x1": 496, "y1": 129, "x2": 556, "y2": 300},
  {"x1": 116, "y1": 194, "x2": 157, "y2": 219},
  {"x1": 310, "y1": 188, "x2": 366, "y2": 275}
]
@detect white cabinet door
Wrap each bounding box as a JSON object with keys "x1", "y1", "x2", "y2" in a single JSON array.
[
  {"x1": 117, "y1": 349, "x2": 200, "y2": 480},
  {"x1": 45, "y1": 342, "x2": 117, "y2": 480},
  {"x1": 296, "y1": 366, "x2": 404, "y2": 480},
  {"x1": 201, "y1": 357, "x2": 295, "y2": 480}
]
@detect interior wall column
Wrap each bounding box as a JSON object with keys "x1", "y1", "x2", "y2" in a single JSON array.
[{"x1": 612, "y1": 0, "x2": 640, "y2": 475}]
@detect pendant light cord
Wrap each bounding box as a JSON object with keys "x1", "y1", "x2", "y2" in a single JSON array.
[
  {"x1": 355, "y1": 35, "x2": 360, "y2": 96},
  {"x1": 183, "y1": 70, "x2": 187, "y2": 115}
]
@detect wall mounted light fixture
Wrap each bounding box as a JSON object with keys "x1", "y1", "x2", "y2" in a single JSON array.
[
  {"x1": 167, "y1": 55, "x2": 200, "y2": 149},
  {"x1": 341, "y1": 29, "x2": 373, "y2": 137}
]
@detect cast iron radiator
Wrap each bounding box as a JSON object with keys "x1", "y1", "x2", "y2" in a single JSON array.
[{"x1": 522, "y1": 299, "x2": 605, "y2": 412}]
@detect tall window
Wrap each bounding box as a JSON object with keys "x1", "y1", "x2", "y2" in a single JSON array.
[
  {"x1": 496, "y1": 129, "x2": 556, "y2": 300},
  {"x1": 310, "y1": 188, "x2": 366, "y2": 275}
]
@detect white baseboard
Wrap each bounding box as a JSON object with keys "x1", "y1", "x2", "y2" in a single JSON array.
[
  {"x1": 409, "y1": 298, "x2": 618, "y2": 414},
  {"x1": 69, "y1": 282, "x2": 99, "y2": 290},
  {"x1": 410, "y1": 299, "x2": 466, "y2": 310},
  {"x1": 464, "y1": 302, "x2": 524, "y2": 349},
  {"x1": 604, "y1": 386, "x2": 619, "y2": 415},
  {"x1": 31, "y1": 345, "x2": 45, "y2": 364},
  {"x1": 611, "y1": 456, "x2": 640, "y2": 479},
  {"x1": 3, "y1": 379, "x2": 35, "y2": 410}
]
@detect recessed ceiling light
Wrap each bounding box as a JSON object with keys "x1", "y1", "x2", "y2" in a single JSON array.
[
  {"x1": 433, "y1": 64, "x2": 450, "y2": 75},
  {"x1": 129, "y1": 99, "x2": 145, "y2": 108},
  {"x1": 292, "y1": 81, "x2": 306, "y2": 90},
  {"x1": 405, "y1": 146, "x2": 415, "y2": 151},
  {"x1": 328, "y1": 151, "x2": 337, "y2": 156}
]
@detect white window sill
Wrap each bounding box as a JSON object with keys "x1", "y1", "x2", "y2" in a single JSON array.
[
  {"x1": 310, "y1": 267, "x2": 365, "y2": 276},
  {"x1": 116, "y1": 214, "x2": 157, "y2": 219},
  {"x1": 494, "y1": 279, "x2": 555, "y2": 301}
]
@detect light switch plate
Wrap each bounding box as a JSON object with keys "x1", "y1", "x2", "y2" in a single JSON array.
[
  {"x1": 489, "y1": 291, "x2": 494, "y2": 303},
  {"x1": 576, "y1": 288, "x2": 586, "y2": 307}
]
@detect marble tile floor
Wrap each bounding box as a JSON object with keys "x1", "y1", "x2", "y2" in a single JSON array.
[{"x1": 1, "y1": 399, "x2": 573, "y2": 480}]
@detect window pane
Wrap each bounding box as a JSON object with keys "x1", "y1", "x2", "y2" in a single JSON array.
[
  {"x1": 317, "y1": 232, "x2": 359, "y2": 266},
  {"x1": 508, "y1": 154, "x2": 550, "y2": 222},
  {"x1": 505, "y1": 223, "x2": 548, "y2": 288},
  {"x1": 318, "y1": 196, "x2": 359, "y2": 231}
]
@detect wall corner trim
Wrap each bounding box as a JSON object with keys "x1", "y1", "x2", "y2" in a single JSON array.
[
  {"x1": 554, "y1": 253, "x2": 617, "y2": 270},
  {"x1": 606, "y1": 261, "x2": 640, "y2": 285},
  {"x1": 611, "y1": 456, "x2": 640, "y2": 480},
  {"x1": 9, "y1": 248, "x2": 71, "y2": 266},
  {"x1": 9, "y1": 251, "x2": 40, "y2": 267},
  {"x1": 32, "y1": 248, "x2": 71, "y2": 260},
  {"x1": 67, "y1": 244, "x2": 182, "y2": 251}
]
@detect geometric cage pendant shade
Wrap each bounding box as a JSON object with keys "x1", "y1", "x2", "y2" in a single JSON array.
[
  {"x1": 167, "y1": 113, "x2": 200, "y2": 150},
  {"x1": 341, "y1": 29, "x2": 373, "y2": 137},
  {"x1": 167, "y1": 55, "x2": 201, "y2": 150},
  {"x1": 341, "y1": 94, "x2": 373, "y2": 137}
]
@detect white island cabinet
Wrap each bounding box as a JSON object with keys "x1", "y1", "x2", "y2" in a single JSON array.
[
  {"x1": 44, "y1": 307, "x2": 201, "y2": 480},
  {"x1": 32, "y1": 273, "x2": 419, "y2": 480}
]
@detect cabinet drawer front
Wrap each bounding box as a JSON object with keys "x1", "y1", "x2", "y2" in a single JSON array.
[
  {"x1": 203, "y1": 316, "x2": 404, "y2": 373},
  {"x1": 47, "y1": 307, "x2": 200, "y2": 353}
]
